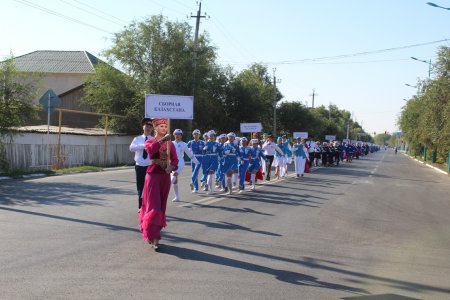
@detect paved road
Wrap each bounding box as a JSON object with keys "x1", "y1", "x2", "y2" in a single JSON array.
[{"x1": 1, "y1": 150, "x2": 449, "y2": 299}]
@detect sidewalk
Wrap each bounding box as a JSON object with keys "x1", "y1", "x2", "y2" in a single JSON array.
[{"x1": 401, "y1": 152, "x2": 449, "y2": 175}]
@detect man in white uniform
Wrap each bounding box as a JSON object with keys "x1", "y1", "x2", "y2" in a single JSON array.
[
  {"x1": 171, "y1": 129, "x2": 199, "y2": 202},
  {"x1": 129, "y1": 118, "x2": 153, "y2": 212}
]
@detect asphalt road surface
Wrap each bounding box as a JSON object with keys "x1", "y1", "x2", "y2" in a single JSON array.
[{"x1": 1, "y1": 150, "x2": 449, "y2": 300}]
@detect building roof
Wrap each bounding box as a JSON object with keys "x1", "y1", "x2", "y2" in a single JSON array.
[{"x1": 12, "y1": 50, "x2": 101, "y2": 74}]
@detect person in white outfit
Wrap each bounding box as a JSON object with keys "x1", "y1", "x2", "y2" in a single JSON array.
[
  {"x1": 171, "y1": 129, "x2": 199, "y2": 202},
  {"x1": 293, "y1": 138, "x2": 309, "y2": 178},
  {"x1": 129, "y1": 117, "x2": 153, "y2": 212},
  {"x1": 262, "y1": 135, "x2": 284, "y2": 180}
]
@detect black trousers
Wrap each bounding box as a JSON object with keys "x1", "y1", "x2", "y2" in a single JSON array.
[
  {"x1": 265, "y1": 155, "x2": 274, "y2": 177},
  {"x1": 135, "y1": 165, "x2": 148, "y2": 209}
]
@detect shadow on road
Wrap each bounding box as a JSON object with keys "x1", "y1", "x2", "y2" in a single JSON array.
[
  {"x1": 341, "y1": 294, "x2": 420, "y2": 300},
  {"x1": 183, "y1": 204, "x2": 275, "y2": 216},
  {"x1": 162, "y1": 234, "x2": 450, "y2": 296},
  {"x1": 0, "y1": 206, "x2": 141, "y2": 233},
  {"x1": 167, "y1": 216, "x2": 282, "y2": 236},
  {"x1": 160, "y1": 244, "x2": 368, "y2": 295},
  {"x1": 0, "y1": 180, "x2": 132, "y2": 206}
]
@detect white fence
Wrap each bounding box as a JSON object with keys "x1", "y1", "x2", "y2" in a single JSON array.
[{"x1": 2, "y1": 133, "x2": 135, "y2": 171}]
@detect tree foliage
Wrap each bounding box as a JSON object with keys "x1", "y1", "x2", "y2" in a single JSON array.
[
  {"x1": 398, "y1": 46, "x2": 450, "y2": 163},
  {"x1": 0, "y1": 56, "x2": 39, "y2": 170},
  {"x1": 83, "y1": 14, "x2": 370, "y2": 142},
  {"x1": 277, "y1": 102, "x2": 369, "y2": 141}
]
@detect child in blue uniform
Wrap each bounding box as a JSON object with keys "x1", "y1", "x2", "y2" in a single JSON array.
[
  {"x1": 199, "y1": 132, "x2": 209, "y2": 188},
  {"x1": 248, "y1": 139, "x2": 267, "y2": 191},
  {"x1": 221, "y1": 132, "x2": 239, "y2": 194},
  {"x1": 293, "y1": 138, "x2": 308, "y2": 177},
  {"x1": 202, "y1": 130, "x2": 222, "y2": 194},
  {"x1": 274, "y1": 137, "x2": 288, "y2": 179},
  {"x1": 187, "y1": 129, "x2": 206, "y2": 193},
  {"x1": 282, "y1": 136, "x2": 293, "y2": 175},
  {"x1": 216, "y1": 133, "x2": 227, "y2": 190},
  {"x1": 238, "y1": 137, "x2": 252, "y2": 192}
]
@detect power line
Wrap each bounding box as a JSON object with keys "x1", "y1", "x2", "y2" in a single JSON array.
[
  {"x1": 266, "y1": 39, "x2": 450, "y2": 65},
  {"x1": 73, "y1": 0, "x2": 128, "y2": 23},
  {"x1": 219, "y1": 38, "x2": 448, "y2": 66},
  {"x1": 146, "y1": 0, "x2": 187, "y2": 16},
  {"x1": 14, "y1": 0, "x2": 113, "y2": 34},
  {"x1": 203, "y1": 2, "x2": 252, "y2": 62},
  {"x1": 169, "y1": 0, "x2": 195, "y2": 10},
  {"x1": 59, "y1": 0, "x2": 124, "y2": 26}
]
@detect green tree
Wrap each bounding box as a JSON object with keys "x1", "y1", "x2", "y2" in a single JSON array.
[
  {"x1": 83, "y1": 15, "x2": 219, "y2": 134},
  {"x1": 224, "y1": 64, "x2": 279, "y2": 132},
  {"x1": 399, "y1": 46, "x2": 450, "y2": 162},
  {"x1": 373, "y1": 133, "x2": 391, "y2": 146},
  {"x1": 0, "y1": 56, "x2": 39, "y2": 170}
]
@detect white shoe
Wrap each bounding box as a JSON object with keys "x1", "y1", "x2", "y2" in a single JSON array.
[
  {"x1": 251, "y1": 186, "x2": 256, "y2": 191},
  {"x1": 153, "y1": 240, "x2": 159, "y2": 250},
  {"x1": 207, "y1": 191, "x2": 214, "y2": 195},
  {"x1": 228, "y1": 188, "x2": 232, "y2": 195},
  {"x1": 189, "y1": 183, "x2": 194, "y2": 191},
  {"x1": 203, "y1": 184, "x2": 209, "y2": 191},
  {"x1": 201, "y1": 181, "x2": 206, "y2": 188},
  {"x1": 238, "y1": 189, "x2": 244, "y2": 193},
  {"x1": 172, "y1": 197, "x2": 180, "y2": 202},
  {"x1": 192, "y1": 189, "x2": 198, "y2": 193}
]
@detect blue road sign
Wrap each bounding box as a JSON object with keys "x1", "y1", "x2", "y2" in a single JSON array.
[{"x1": 38, "y1": 89, "x2": 60, "y2": 112}]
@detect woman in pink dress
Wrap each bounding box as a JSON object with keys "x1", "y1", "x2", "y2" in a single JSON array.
[{"x1": 139, "y1": 118, "x2": 178, "y2": 250}]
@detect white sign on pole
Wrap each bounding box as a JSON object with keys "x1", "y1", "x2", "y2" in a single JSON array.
[
  {"x1": 343, "y1": 139, "x2": 350, "y2": 144},
  {"x1": 293, "y1": 132, "x2": 308, "y2": 139},
  {"x1": 325, "y1": 135, "x2": 336, "y2": 141},
  {"x1": 145, "y1": 94, "x2": 194, "y2": 119},
  {"x1": 240, "y1": 122, "x2": 262, "y2": 133}
]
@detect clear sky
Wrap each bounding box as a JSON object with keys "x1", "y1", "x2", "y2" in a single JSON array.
[{"x1": 2, "y1": 0, "x2": 449, "y2": 135}]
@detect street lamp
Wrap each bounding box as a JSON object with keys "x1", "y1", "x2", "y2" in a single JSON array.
[
  {"x1": 411, "y1": 57, "x2": 432, "y2": 78},
  {"x1": 427, "y1": 2, "x2": 450, "y2": 10}
]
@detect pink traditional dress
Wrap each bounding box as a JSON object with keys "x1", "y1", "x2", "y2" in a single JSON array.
[{"x1": 139, "y1": 137, "x2": 178, "y2": 243}]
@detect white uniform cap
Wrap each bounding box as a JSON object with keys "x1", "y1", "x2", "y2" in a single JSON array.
[
  {"x1": 192, "y1": 129, "x2": 201, "y2": 135},
  {"x1": 207, "y1": 130, "x2": 216, "y2": 137},
  {"x1": 250, "y1": 139, "x2": 259, "y2": 144},
  {"x1": 227, "y1": 132, "x2": 236, "y2": 138},
  {"x1": 240, "y1": 137, "x2": 248, "y2": 142},
  {"x1": 173, "y1": 129, "x2": 183, "y2": 135},
  {"x1": 219, "y1": 134, "x2": 227, "y2": 139}
]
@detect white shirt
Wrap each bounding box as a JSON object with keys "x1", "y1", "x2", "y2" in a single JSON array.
[
  {"x1": 307, "y1": 141, "x2": 316, "y2": 153},
  {"x1": 129, "y1": 134, "x2": 152, "y2": 166},
  {"x1": 173, "y1": 140, "x2": 196, "y2": 167},
  {"x1": 262, "y1": 141, "x2": 284, "y2": 156}
]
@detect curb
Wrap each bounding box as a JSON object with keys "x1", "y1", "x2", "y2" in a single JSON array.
[
  {"x1": 0, "y1": 167, "x2": 116, "y2": 181},
  {"x1": 402, "y1": 153, "x2": 448, "y2": 175}
]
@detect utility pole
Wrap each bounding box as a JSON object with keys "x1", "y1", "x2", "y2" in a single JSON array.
[
  {"x1": 346, "y1": 119, "x2": 350, "y2": 140},
  {"x1": 346, "y1": 113, "x2": 352, "y2": 140},
  {"x1": 272, "y1": 68, "x2": 281, "y2": 136},
  {"x1": 310, "y1": 89, "x2": 318, "y2": 108},
  {"x1": 191, "y1": 1, "x2": 206, "y2": 80},
  {"x1": 189, "y1": 1, "x2": 206, "y2": 132}
]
